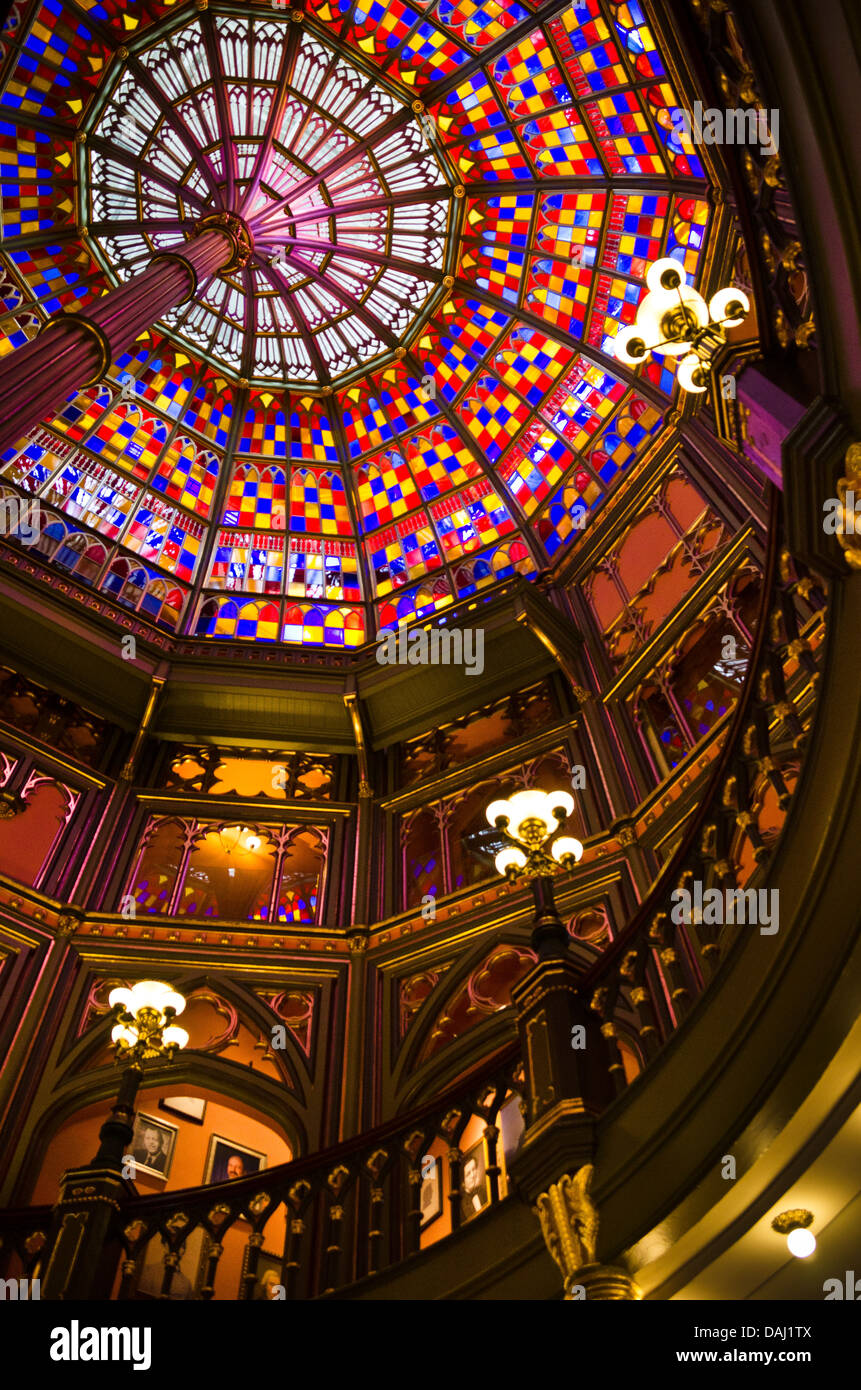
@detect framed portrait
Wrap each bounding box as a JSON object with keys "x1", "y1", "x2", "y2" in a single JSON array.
[
  {"x1": 159, "y1": 1095, "x2": 207, "y2": 1125},
  {"x1": 419, "y1": 1154, "x2": 443, "y2": 1229},
  {"x1": 459, "y1": 1139, "x2": 489, "y2": 1223},
  {"x1": 135, "y1": 1225, "x2": 208, "y2": 1300},
  {"x1": 128, "y1": 1112, "x2": 177, "y2": 1181},
  {"x1": 203, "y1": 1134, "x2": 266, "y2": 1185},
  {"x1": 500, "y1": 1093, "x2": 525, "y2": 1167},
  {"x1": 246, "y1": 1249, "x2": 284, "y2": 1301}
]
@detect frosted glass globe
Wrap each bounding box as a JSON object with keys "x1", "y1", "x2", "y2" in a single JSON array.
[
  {"x1": 495, "y1": 846, "x2": 527, "y2": 876},
  {"x1": 786, "y1": 1228, "x2": 816, "y2": 1258},
  {"x1": 506, "y1": 789, "x2": 553, "y2": 838},
  {"x1": 551, "y1": 836, "x2": 583, "y2": 864}
]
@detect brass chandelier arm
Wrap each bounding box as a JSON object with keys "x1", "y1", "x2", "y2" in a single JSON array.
[
  {"x1": 110, "y1": 1002, "x2": 184, "y2": 1066},
  {"x1": 491, "y1": 805, "x2": 580, "y2": 883},
  {"x1": 614, "y1": 257, "x2": 752, "y2": 393}
]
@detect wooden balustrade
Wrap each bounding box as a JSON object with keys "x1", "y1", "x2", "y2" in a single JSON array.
[{"x1": 0, "y1": 492, "x2": 828, "y2": 1298}]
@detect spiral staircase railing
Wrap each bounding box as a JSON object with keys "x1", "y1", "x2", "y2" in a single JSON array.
[{"x1": 0, "y1": 479, "x2": 829, "y2": 1299}]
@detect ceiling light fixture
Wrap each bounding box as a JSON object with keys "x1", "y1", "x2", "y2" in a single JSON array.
[
  {"x1": 217, "y1": 825, "x2": 261, "y2": 856},
  {"x1": 771, "y1": 1209, "x2": 816, "y2": 1258},
  {"x1": 613, "y1": 258, "x2": 750, "y2": 394}
]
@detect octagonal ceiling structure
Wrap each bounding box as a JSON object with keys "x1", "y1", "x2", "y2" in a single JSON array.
[
  {"x1": 0, "y1": 0, "x2": 727, "y2": 649},
  {"x1": 84, "y1": 10, "x2": 463, "y2": 389}
]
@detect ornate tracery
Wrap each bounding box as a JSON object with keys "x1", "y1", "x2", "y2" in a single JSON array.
[{"x1": 0, "y1": 0, "x2": 724, "y2": 646}]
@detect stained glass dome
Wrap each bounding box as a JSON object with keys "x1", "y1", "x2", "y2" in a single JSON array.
[
  {"x1": 0, "y1": 0, "x2": 718, "y2": 648},
  {"x1": 86, "y1": 11, "x2": 462, "y2": 388}
]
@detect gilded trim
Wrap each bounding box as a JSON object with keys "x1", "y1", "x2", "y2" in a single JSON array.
[
  {"x1": 520, "y1": 1097, "x2": 592, "y2": 1150},
  {"x1": 39, "y1": 312, "x2": 111, "y2": 387},
  {"x1": 151, "y1": 251, "x2": 198, "y2": 304}
]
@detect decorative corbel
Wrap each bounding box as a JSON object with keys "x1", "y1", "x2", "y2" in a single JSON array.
[
  {"x1": 534, "y1": 1165, "x2": 641, "y2": 1300},
  {"x1": 56, "y1": 905, "x2": 85, "y2": 939}
]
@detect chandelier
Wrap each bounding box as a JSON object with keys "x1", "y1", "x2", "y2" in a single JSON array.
[
  {"x1": 486, "y1": 790, "x2": 583, "y2": 883},
  {"x1": 613, "y1": 258, "x2": 750, "y2": 394},
  {"x1": 217, "y1": 825, "x2": 263, "y2": 856},
  {"x1": 108, "y1": 980, "x2": 189, "y2": 1066}
]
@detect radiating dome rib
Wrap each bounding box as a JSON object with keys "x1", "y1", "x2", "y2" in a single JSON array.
[{"x1": 0, "y1": 0, "x2": 717, "y2": 646}]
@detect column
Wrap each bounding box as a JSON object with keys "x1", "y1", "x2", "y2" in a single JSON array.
[
  {"x1": 341, "y1": 689, "x2": 373, "y2": 1137},
  {"x1": 0, "y1": 214, "x2": 251, "y2": 455},
  {"x1": 40, "y1": 1066, "x2": 143, "y2": 1300},
  {"x1": 507, "y1": 879, "x2": 616, "y2": 1229}
]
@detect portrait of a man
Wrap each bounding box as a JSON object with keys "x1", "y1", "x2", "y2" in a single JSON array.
[
  {"x1": 460, "y1": 1141, "x2": 489, "y2": 1223},
  {"x1": 204, "y1": 1135, "x2": 266, "y2": 1185},
  {"x1": 128, "y1": 1113, "x2": 176, "y2": 1180},
  {"x1": 253, "y1": 1257, "x2": 284, "y2": 1301}
]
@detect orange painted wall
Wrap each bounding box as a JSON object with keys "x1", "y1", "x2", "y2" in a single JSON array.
[
  {"x1": 420, "y1": 1101, "x2": 521, "y2": 1251},
  {"x1": 0, "y1": 779, "x2": 71, "y2": 885},
  {"x1": 30, "y1": 1083, "x2": 292, "y2": 1300}
]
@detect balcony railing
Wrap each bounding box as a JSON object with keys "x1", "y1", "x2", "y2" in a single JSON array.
[
  {"x1": 0, "y1": 1045, "x2": 523, "y2": 1299},
  {"x1": 0, "y1": 491, "x2": 828, "y2": 1298},
  {"x1": 583, "y1": 492, "x2": 825, "y2": 1072}
]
